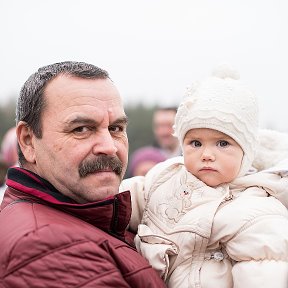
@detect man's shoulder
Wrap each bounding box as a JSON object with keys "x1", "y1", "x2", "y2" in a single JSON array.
[
  {"x1": 1, "y1": 200, "x2": 109, "y2": 238},
  {"x1": 0, "y1": 201, "x2": 119, "y2": 271},
  {"x1": 0, "y1": 201, "x2": 76, "y2": 244}
]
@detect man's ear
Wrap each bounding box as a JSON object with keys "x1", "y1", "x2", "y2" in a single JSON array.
[{"x1": 16, "y1": 121, "x2": 36, "y2": 163}]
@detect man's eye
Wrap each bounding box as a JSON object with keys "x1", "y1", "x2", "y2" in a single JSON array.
[
  {"x1": 73, "y1": 126, "x2": 90, "y2": 133},
  {"x1": 218, "y1": 140, "x2": 229, "y2": 147},
  {"x1": 109, "y1": 126, "x2": 123, "y2": 133},
  {"x1": 191, "y1": 140, "x2": 201, "y2": 147}
]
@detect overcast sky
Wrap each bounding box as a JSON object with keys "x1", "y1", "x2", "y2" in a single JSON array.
[{"x1": 1, "y1": 0, "x2": 287, "y2": 131}]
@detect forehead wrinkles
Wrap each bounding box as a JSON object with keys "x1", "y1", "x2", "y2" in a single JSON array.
[
  {"x1": 50, "y1": 96, "x2": 124, "y2": 123},
  {"x1": 41, "y1": 78, "x2": 124, "y2": 125},
  {"x1": 44, "y1": 75, "x2": 121, "y2": 103},
  {"x1": 43, "y1": 91, "x2": 123, "y2": 117},
  {"x1": 44, "y1": 90, "x2": 121, "y2": 106}
]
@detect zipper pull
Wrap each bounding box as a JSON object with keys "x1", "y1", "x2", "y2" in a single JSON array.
[{"x1": 220, "y1": 194, "x2": 234, "y2": 205}]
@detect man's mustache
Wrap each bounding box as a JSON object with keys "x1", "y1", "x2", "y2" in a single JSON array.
[{"x1": 79, "y1": 155, "x2": 123, "y2": 178}]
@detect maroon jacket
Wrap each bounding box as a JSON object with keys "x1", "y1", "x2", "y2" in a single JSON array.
[{"x1": 0, "y1": 167, "x2": 166, "y2": 288}]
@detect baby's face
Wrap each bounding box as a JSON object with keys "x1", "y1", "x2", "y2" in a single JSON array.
[{"x1": 182, "y1": 128, "x2": 243, "y2": 187}]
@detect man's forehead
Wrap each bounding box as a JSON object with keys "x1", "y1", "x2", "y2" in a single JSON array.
[
  {"x1": 43, "y1": 76, "x2": 122, "y2": 106},
  {"x1": 45, "y1": 74, "x2": 111, "y2": 92}
]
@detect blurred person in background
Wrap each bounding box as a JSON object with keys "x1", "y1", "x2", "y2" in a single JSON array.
[
  {"x1": 0, "y1": 160, "x2": 8, "y2": 186},
  {"x1": 0, "y1": 61, "x2": 166, "y2": 288},
  {"x1": 127, "y1": 146, "x2": 167, "y2": 177},
  {"x1": 0, "y1": 126, "x2": 18, "y2": 203},
  {"x1": 153, "y1": 107, "x2": 181, "y2": 158},
  {"x1": 0, "y1": 159, "x2": 8, "y2": 202},
  {"x1": 0, "y1": 126, "x2": 18, "y2": 167}
]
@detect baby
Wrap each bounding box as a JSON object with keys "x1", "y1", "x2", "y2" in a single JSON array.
[{"x1": 121, "y1": 66, "x2": 288, "y2": 288}]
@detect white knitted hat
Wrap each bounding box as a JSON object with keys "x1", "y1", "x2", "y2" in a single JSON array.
[{"x1": 174, "y1": 65, "x2": 259, "y2": 176}]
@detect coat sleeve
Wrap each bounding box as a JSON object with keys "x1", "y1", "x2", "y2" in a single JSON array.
[
  {"x1": 221, "y1": 197, "x2": 288, "y2": 288},
  {"x1": 259, "y1": 158, "x2": 288, "y2": 208},
  {"x1": 2, "y1": 225, "x2": 132, "y2": 287}
]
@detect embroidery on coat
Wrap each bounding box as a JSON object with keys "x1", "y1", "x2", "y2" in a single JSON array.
[{"x1": 159, "y1": 183, "x2": 194, "y2": 223}]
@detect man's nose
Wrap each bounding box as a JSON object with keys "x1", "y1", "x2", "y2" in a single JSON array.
[{"x1": 92, "y1": 130, "x2": 117, "y2": 155}]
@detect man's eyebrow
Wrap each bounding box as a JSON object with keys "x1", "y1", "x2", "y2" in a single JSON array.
[
  {"x1": 66, "y1": 115, "x2": 128, "y2": 126},
  {"x1": 67, "y1": 117, "x2": 97, "y2": 125},
  {"x1": 111, "y1": 116, "x2": 128, "y2": 126}
]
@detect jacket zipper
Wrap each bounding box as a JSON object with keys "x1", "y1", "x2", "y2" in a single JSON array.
[{"x1": 111, "y1": 197, "x2": 119, "y2": 235}]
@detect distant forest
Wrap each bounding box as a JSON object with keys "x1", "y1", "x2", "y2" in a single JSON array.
[{"x1": 0, "y1": 101, "x2": 157, "y2": 158}]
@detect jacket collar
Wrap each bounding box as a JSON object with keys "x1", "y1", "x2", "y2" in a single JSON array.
[{"x1": 5, "y1": 167, "x2": 132, "y2": 240}]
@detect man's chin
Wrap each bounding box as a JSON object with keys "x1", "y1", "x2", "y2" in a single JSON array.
[
  {"x1": 76, "y1": 182, "x2": 121, "y2": 203},
  {"x1": 80, "y1": 171, "x2": 117, "y2": 185}
]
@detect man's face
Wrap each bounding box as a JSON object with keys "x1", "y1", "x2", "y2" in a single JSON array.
[
  {"x1": 153, "y1": 110, "x2": 178, "y2": 151},
  {"x1": 26, "y1": 75, "x2": 128, "y2": 203}
]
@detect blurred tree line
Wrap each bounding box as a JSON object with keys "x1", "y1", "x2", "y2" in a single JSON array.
[
  {"x1": 125, "y1": 104, "x2": 156, "y2": 157},
  {"x1": 0, "y1": 100, "x2": 157, "y2": 158}
]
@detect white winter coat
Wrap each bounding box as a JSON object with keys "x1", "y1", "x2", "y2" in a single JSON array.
[{"x1": 120, "y1": 129, "x2": 288, "y2": 288}]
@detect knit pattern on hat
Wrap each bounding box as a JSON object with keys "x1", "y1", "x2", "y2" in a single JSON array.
[{"x1": 174, "y1": 65, "x2": 259, "y2": 176}]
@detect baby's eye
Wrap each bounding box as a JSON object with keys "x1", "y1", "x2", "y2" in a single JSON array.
[
  {"x1": 217, "y1": 140, "x2": 230, "y2": 147},
  {"x1": 191, "y1": 140, "x2": 202, "y2": 147}
]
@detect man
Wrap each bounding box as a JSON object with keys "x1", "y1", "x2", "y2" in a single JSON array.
[
  {"x1": 0, "y1": 62, "x2": 166, "y2": 287},
  {"x1": 153, "y1": 107, "x2": 181, "y2": 158}
]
